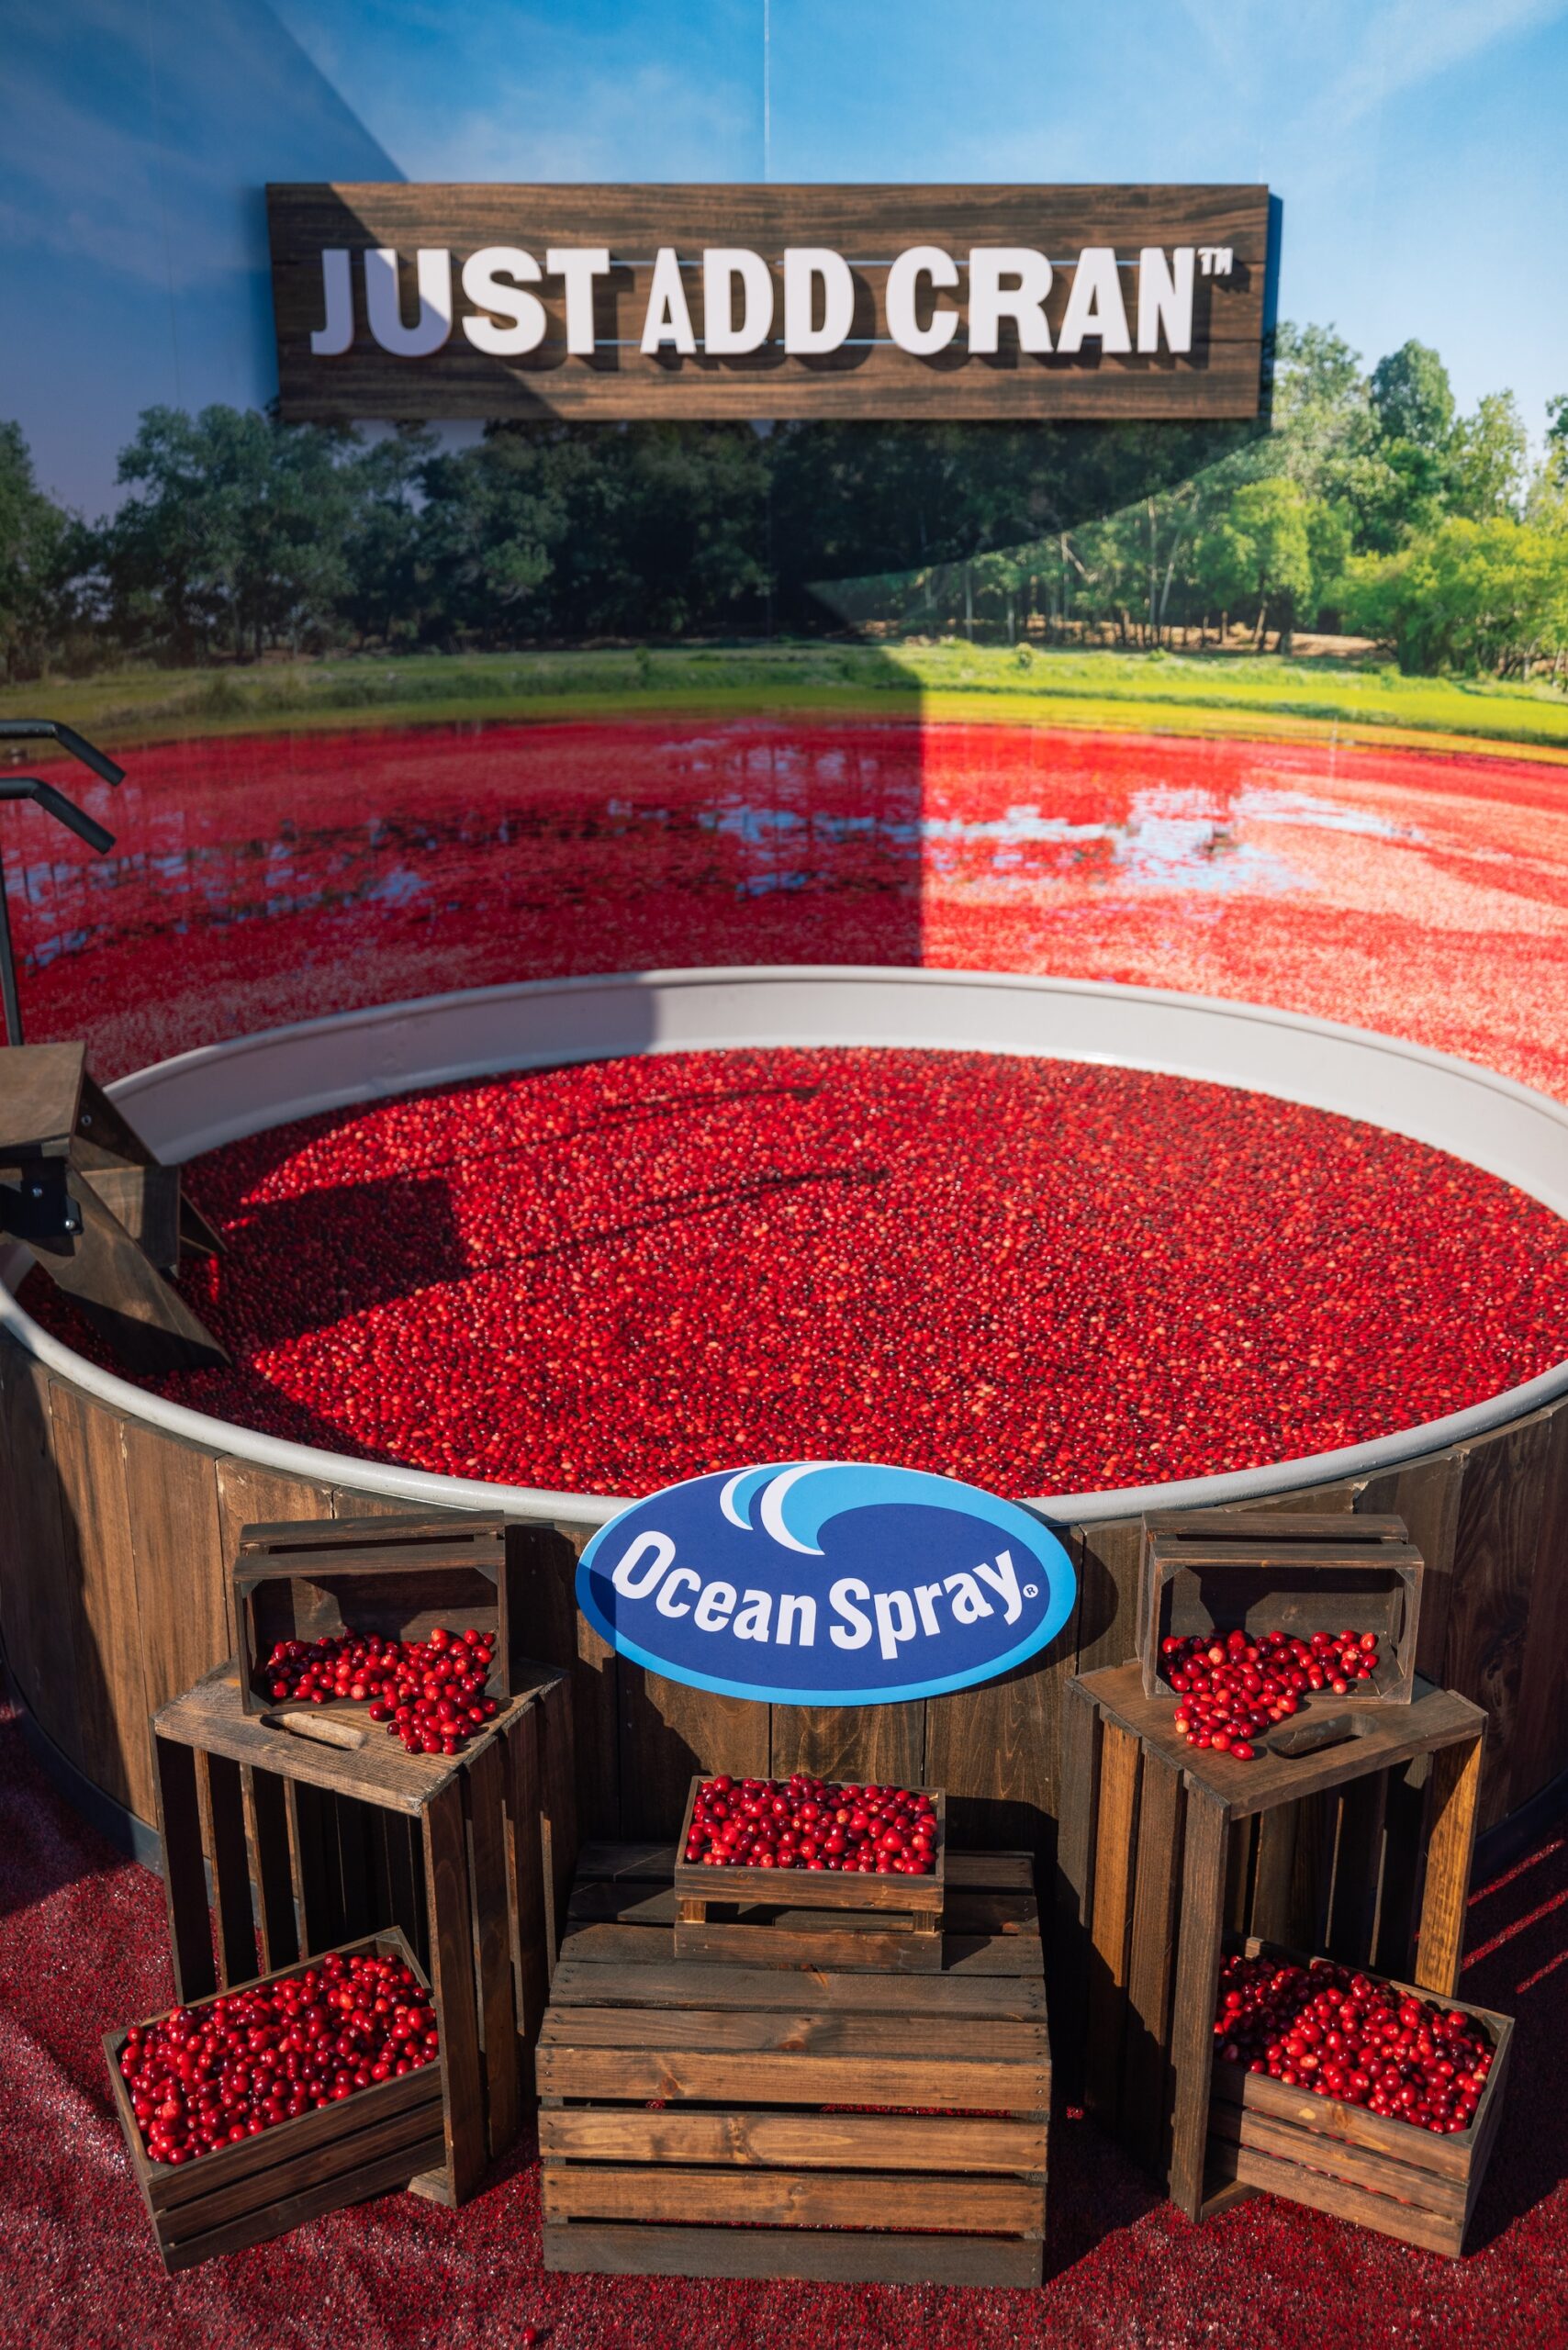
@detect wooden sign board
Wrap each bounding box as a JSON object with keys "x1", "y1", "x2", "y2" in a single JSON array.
[{"x1": 267, "y1": 184, "x2": 1274, "y2": 423}]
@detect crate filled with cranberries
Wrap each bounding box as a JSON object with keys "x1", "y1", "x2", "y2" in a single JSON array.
[
  {"x1": 1207, "y1": 1939, "x2": 1514, "y2": 2255},
  {"x1": 102, "y1": 1930, "x2": 445, "y2": 2273},
  {"x1": 674, "y1": 1774, "x2": 947, "y2": 1972},
  {"x1": 1138, "y1": 1508, "x2": 1425, "y2": 1719},
  {"x1": 233, "y1": 1508, "x2": 534, "y2": 1731}
]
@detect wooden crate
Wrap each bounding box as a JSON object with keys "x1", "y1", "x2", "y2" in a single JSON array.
[
  {"x1": 1208, "y1": 1938, "x2": 1514, "y2": 2255},
  {"x1": 537, "y1": 1841, "x2": 1048, "y2": 2286},
  {"x1": 1058, "y1": 1663, "x2": 1486, "y2": 2221},
  {"x1": 233, "y1": 1511, "x2": 532, "y2": 1717},
  {"x1": 103, "y1": 1929, "x2": 444, "y2": 2273},
  {"x1": 1139, "y1": 1510, "x2": 1424, "y2": 1704},
  {"x1": 671, "y1": 1776, "x2": 946, "y2": 1972},
  {"x1": 151, "y1": 1658, "x2": 577, "y2": 2207}
]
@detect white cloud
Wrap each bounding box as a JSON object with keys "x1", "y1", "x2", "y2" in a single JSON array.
[{"x1": 1318, "y1": 0, "x2": 1567, "y2": 125}]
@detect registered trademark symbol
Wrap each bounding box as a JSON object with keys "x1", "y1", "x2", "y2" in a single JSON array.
[{"x1": 1023, "y1": 1583, "x2": 1039, "y2": 1599}]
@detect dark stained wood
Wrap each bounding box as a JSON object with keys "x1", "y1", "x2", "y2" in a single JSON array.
[
  {"x1": 270, "y1": 182, "x2": 1272, "y2": 426},
  {"x1": 1166, "y1": 1782, "x2": 1228, "y2": 2221},
  {"x1": 1249, "y1": 1804, "x2": 1297, "y2": 1945},
  {"x1": 47, "y1": 1381, "x2": 152, "y2": 1817},
  {"x1": 0, "y1": 1338, "x2": 83, "y2": 1760},
  {"x1": 232, "y1": 1508, "x2": 535, "y2": 1712},
  {"x1": 286, "y1": 1778, "x2": 344, "y2": 1952},
  {"x1": 1081, "y1": 1662, "x2": 1484, "y2": 1817},
  {"x1": 1506, "y1": 1402, "x2": 1568, "y2": 1812},
  {"x1": 1416, "y1": 1735, "x2": 1483, "y2": 1994},
  {"x1": 1208, "y1": 1939, "x2": 1513, "y2": 2255},
  {"x1": 505, "y1": 1696, "x2": 549, "y2": 2047},
  {"x1": 1084, "y1": 1723, "x2": 1139, "y2": 2120},
  {"x1": 420, "y1": 1775, "x2": 486, "y2": 2204},
  {"x1": 31, "y1": 1178, "x2": 226, "y2": 1373},
  {"x1": 103, "y1": 1929, "x2": 442, "y2": 2273},
  {"x1": 1072, "y1": 1516, "x2": 1144, "y2": 1678},
  {"x1": 1324, "y1": 1769, "x2": 1387, "y2": 1966},
  {"x1": 924, "y1": 1643, "x2": 1060, "y2": 1863},
  {"x1": 201, "y1": 1751, "x2": 258, "y2": 1986},
  {"x1": 1053, "y1": 1674, "x2": 1101, "y2": 2104},
  {"x1": 1358, "y1": 1452, "x2": 1465, "y2": 1684},
  {"x1": 1138, "y1": 1512, "x2": 1422, "y2": 1703},
  {"x1": 620, "y1": 1664, "x2": 769, "y2": 1842},
  {"x1": 548, "y1": 1953, "x2": 1045, "y2": 2018},
  {"x1": 121, "y1": 1419, "x2": 230, "y2": 1719},
  {"x1": 511, "y1": 1521, "x2": 620, "y2": 1840},
  {"x1": 217, "y1": 1460, "x2": 333, "y2": 1600},
  {"x1": 153, "y1": 1733, "x2": 217, "y2": 2003},
  {"x1": 156, "y1": 1661, "x2": 484, "y2": 1814},
  {"x1": 0, "y1": 1041, "x2": 84, "y2": 1156},
  {"x1": 543, "y1": 2164, "x2": 1041, "y2": 2231},
  {"x1": 465, "y1": 1732, "x2": 520, "y2": 2157},
  {"x1": 539, "y1": 2106, "x2": 1047, "y2": 2168},
  {"x1": 537, "y1": 1839, "x2": 1046, "y2": 2286},
  {"x1": 672, "y1": 1919, "x2": 943, "y2": 1973},
  {"x1": 769, "y1": 1700, "x2": 924, "y2": 1794},
  {"x1": 1442, "y1": 1404, "x2": 1563, "y2": 1829},
  {"x1": 245, "y1": 1766, "x2": 298, "y2": 1972},
  {"x1": 672, "y1": 1776, "x2": 946, "y2": 1911},
  {"x1": 80, "y1": 1164, "x2": 181, "y2": 1270},
  {"x1": 543, "y1": 2221, "x2": 1042, "y2": 2286},
  {"x1": 1121, "y1": 1744, "x2": 1182, "y2": 2173},
  {"x1": 534, "y1": 1672, "x2": 578, "y2": 1979}
]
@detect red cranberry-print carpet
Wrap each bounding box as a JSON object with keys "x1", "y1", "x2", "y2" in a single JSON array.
[{"x1": 5, "y1": 1700, "x2": 1568, "y2": 2350}]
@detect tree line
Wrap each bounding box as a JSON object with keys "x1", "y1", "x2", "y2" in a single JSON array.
[
  {"x1": 844, "y1": 331, "x2": 1568, "y2": 677},
  {"x1": 2, "y1": 326, "x2": 1565, "y2": 682}
]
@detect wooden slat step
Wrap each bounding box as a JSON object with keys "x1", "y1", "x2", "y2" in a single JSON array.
[
  {"x1": 542, "y1": 2162, "x2": 1044, "y2": 2232},
  {"x1": 539, "y1": 2105, "x2": 1048, "y2": 2173},
  {"x1": 536, "y1": 2012, "x2": 1047, "y2": 2109},
  {"x1": 540, "y1": 2003, "x2": 1047, "y2": 2064},
  {"x1": 567, "y1": 1879, "x2": 1038, "y2": 1937},
  {"x1": 543, "y1": 2221, "x2": 1044, "y2": 2287},
  {"x1": 547, "y1": 1955, "x2": 1046, "y2": 2020},
  {"x1": 576, "y1": 1842, "x2": 1035, "y2": 1893},
  {"x1": 556, "y1": 1919, "x2": 1046, "y2": 1977}
]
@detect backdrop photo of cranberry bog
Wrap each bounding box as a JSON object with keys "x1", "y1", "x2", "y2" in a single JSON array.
[{"x1": 6, "y1": 0, "x2": 1568, "y2": 2334}]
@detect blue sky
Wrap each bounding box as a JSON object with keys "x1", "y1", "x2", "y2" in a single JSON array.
[{"x1": 6, "y1": 0, "x2": 1567, "y2": 511}]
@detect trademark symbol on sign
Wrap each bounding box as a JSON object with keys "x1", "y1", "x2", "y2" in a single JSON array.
[
  {"x1": 1023, "y1": 1584, "x2": 1039, "y2": 1599},
  {"x1": 1197, "y1": 247, "x2": 1234, "y2": 277}
]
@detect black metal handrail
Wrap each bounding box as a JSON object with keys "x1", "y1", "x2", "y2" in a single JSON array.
[{"x1": 0, "y1": 722, "x2": 123, "y2": 1045}]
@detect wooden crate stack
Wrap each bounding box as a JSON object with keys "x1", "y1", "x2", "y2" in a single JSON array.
[
  {"x1": 672, "y1": 1776, "x2": 948, "y2": 1972},
  {"x1": 141, "y1": 1511, "x2": 576, "y2": 2230},
  {"x1": 537, "y1": 1836, "x2": 1049, "y2": 2286},
  {"x1": 1210, "y1": 1938, "x2": 1514, "y2": 2256},
  {"x1": 103, "y1": 1930, "x2": 444, "y2": 2273},
  {"x1": 1057, "y1": 1508, "x2": 1511, "y2": 2253}
]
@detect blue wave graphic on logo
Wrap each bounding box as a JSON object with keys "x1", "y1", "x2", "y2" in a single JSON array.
[
  {"x1": 577, "y1": 1459, "x2": 1077, "y2": 1707},
  {"x1": 718, "y1": 1460, "x2": 1058, "y2": 1561}
]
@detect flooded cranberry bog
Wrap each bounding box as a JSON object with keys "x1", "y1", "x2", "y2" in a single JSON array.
[{"x1": 1, "y1": 711, "x2": 1566, "y2": 1864}]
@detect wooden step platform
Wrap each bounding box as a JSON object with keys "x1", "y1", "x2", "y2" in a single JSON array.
[{"x1": 537, "y1": 1843, "x2": 1048, "y2": 2287}]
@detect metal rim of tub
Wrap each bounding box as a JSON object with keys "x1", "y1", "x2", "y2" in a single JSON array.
[{"x1": 2, "y1": 965, "x2": 1565, "y2": 1530}]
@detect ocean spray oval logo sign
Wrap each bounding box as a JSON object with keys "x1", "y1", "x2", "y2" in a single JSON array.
[{"x1": 576, "y1": 1461, "x2": 1077, "y2": 1706}]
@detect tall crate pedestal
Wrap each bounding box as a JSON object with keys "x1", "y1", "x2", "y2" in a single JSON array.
[
  {"x1": 537, "y1": 1841, "x2": 1049, "y2": 2287},
  {"x1": 1058, "y1": 1664, "x2": 1485, "y2": 2223},
  {"x1": 151, "y1": 1660, "x2": 577, "y2": 2207}
]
